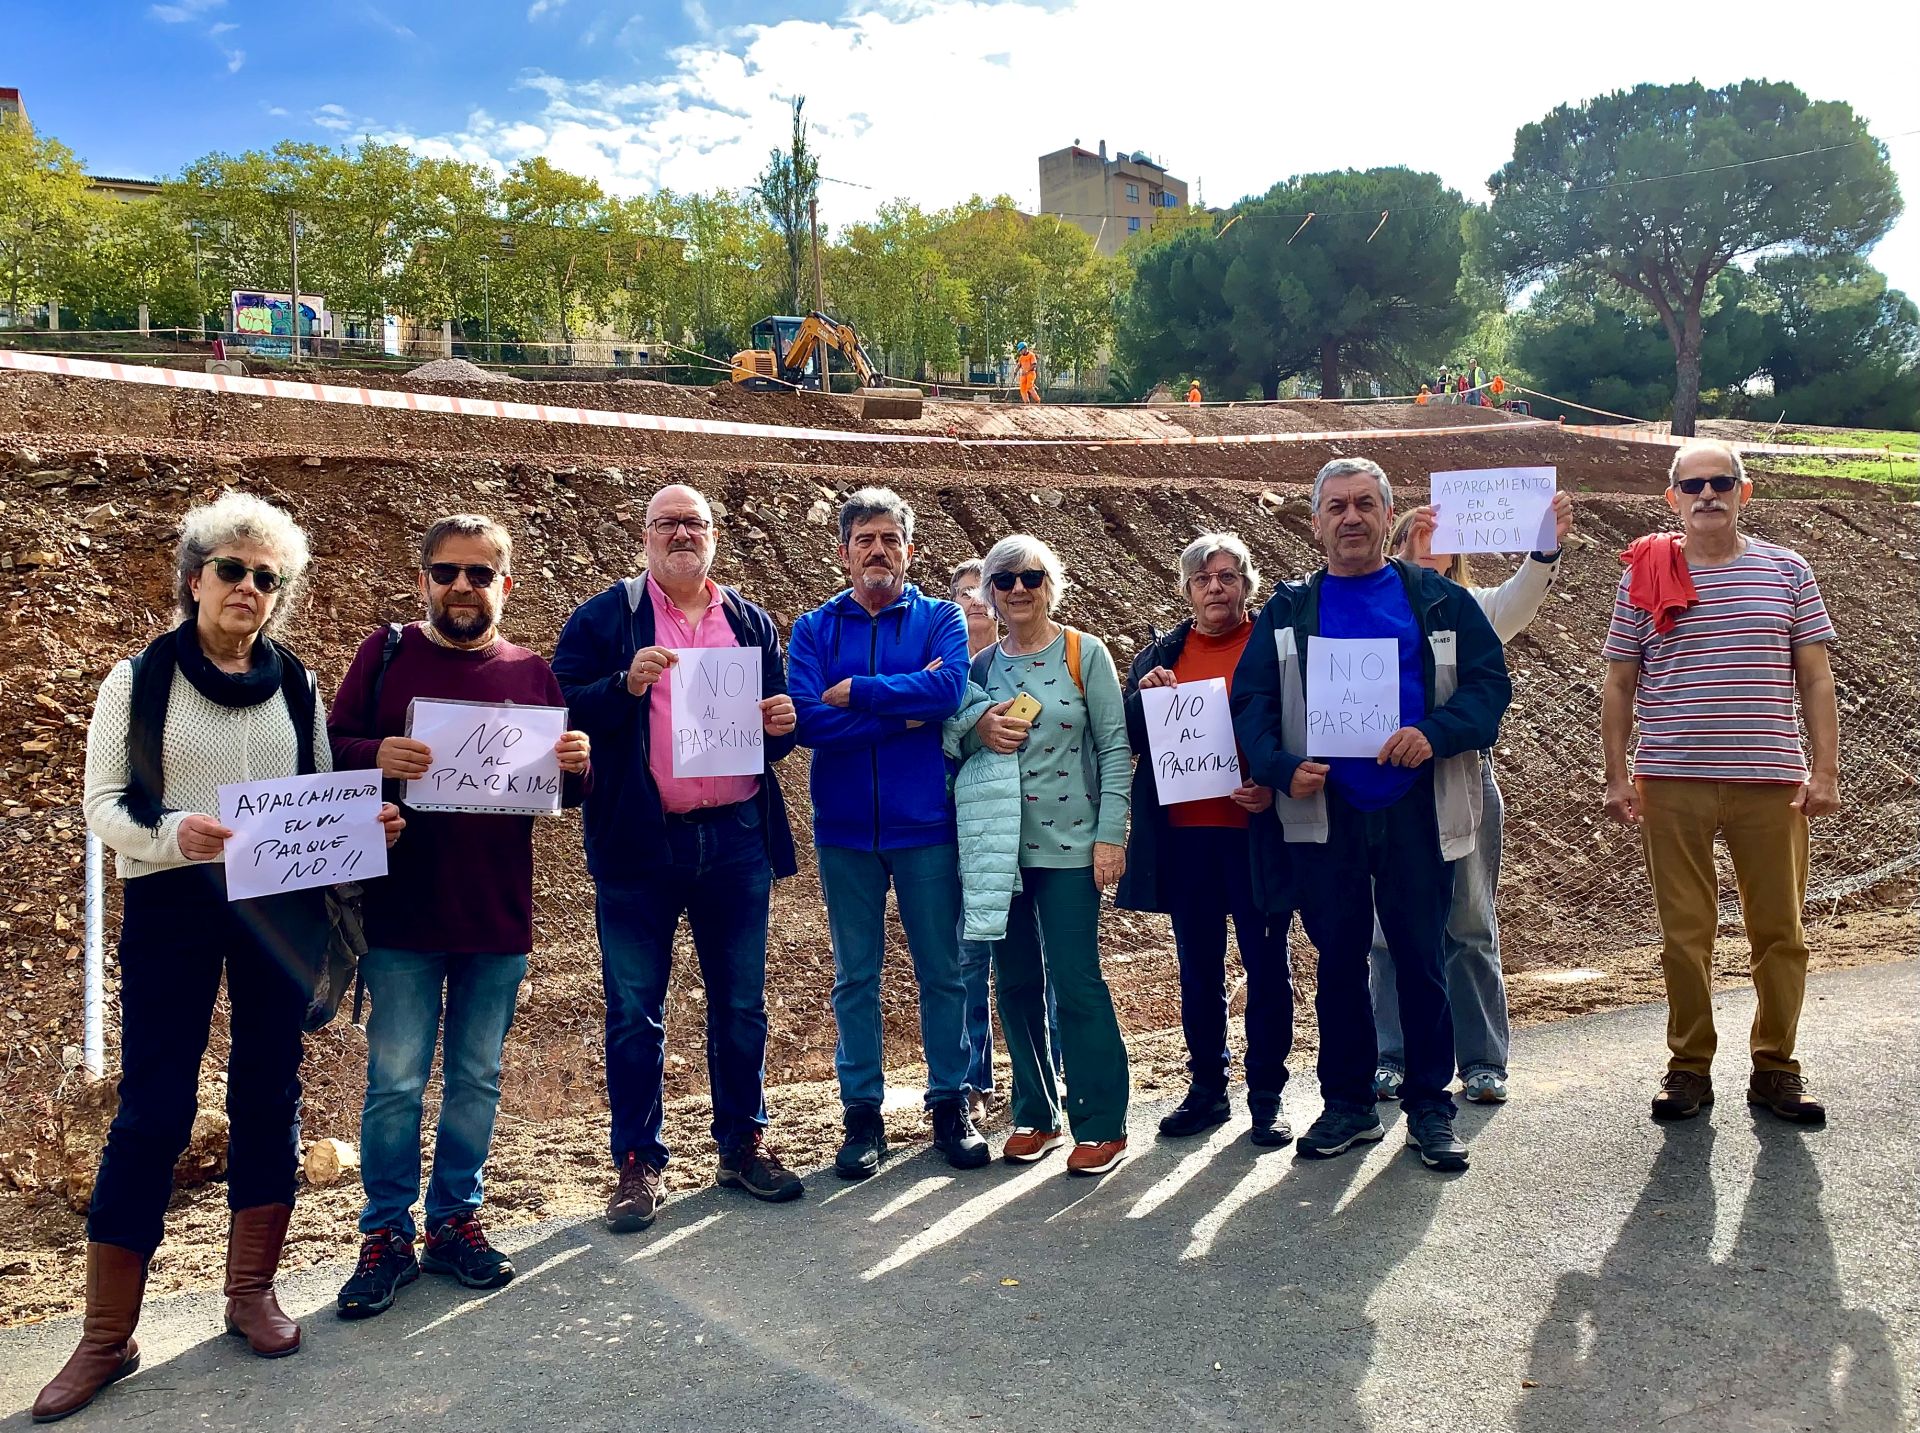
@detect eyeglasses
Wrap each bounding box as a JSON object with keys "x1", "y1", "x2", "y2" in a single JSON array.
[
  {"x1": 1672, "y1": 475, "x2": 1739, "y2": 495},
  {"x1": 648, "y1": 516, "x2": 713, "y2": 535},
  {"x1": 426, "y1": 563, "x2": 500, "y2": 588},
  {"x1": 1190, "y1": 571, "x2": 1244, "y2": 590},
  {"x1": 202, "y1": 557, "x2": 283, "y2": 594},
  {"x1": 989, "y1": 569, "x2": 1047, "y2": 592}
]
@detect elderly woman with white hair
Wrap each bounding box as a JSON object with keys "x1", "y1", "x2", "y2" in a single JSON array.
[
  {"x1": 1117, "y1": 533, "x2": 1294, "y2": 1146},
  {"x1": 963, "y1": 533, "x2": 1133, "y2": 1176},
  {"x1": 37, "y1": 492, "x2": 402, "y2": 1423}
]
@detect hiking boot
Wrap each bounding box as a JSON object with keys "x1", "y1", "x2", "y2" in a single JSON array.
[
  {"x1": 1651, "y1": 1070, "x2": 1714, "y2": 1122},
  {"x1": 835, "y1": 1104, "x2": 887, "y2": 1180},
  {"x1": 1404, "y1": 1106, "x2": 1470, "y2": 1172},
  {"x1": 1297, "y1": 1103, "x2": 1385, "y2": 1159},
  {"x1": 717, "y1": 1133, "x2": 806, "y2": 1201},
  {"x1": 1066, "y1": 1139, "x2": 1128, "y2": 1176},
  {"x1": 223, "y1": 1204, "x2": 300, "y2": 1356},
  {"x1": 421, "y1": 1212, "x2": 514, "y2": 1290},
  {"x1": 1002, "y1": 1127, "x2": 1067, "y2": 1163},
  {"x1": 1748, "y1": 1070, "x2": 1826, "y2": 1125},
  {"x1": 605, "y1": 1152, "x2": 664, "y2": 1232},
  {"x1": 1462, "y1": 1071, "x2": 1509, "y2": 1104},
  {"x1": 1158, "y1": 1084, "x2": 1231, "y2": 1138},
  {"x1": 1248, "y1": 1089, "x2": 1292, "y2": 1147},
  {"x1": 335, "y1": 1229, "x2": 418, "y2": 1321},
  {"x1": 31, "y1": 1242, "x2": 146, "y2": 1422},
  {"x1": 1373, "y1": 1067, "x2": 1404, "y2": 1102},
  {"x1": 930, "y1": 1100, "x2": 991, "y2": 1170}
]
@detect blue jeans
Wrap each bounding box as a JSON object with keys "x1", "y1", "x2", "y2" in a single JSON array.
[
  {"x1": 357, "y1": 946, "x2": 527, "y2": 1239},
  {"x1": 596, "y1": 802, "x2": 773, "y2": 1170},
  {"x1": 959, "y1": 925, "x2": 1064, "y2": 1096},
  {"x1": 1370, "y1": 754, "x2": 1510, "y2": 1080},
  {"x1": 819, "y1": 842, "x2": 970, "y2": 1110}
]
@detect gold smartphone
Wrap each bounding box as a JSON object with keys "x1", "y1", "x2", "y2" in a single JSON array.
[{"x1": 1006, "y1": 692, "x2": 1043, "y2": 724}]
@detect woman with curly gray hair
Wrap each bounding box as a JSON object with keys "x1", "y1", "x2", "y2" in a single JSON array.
[{"x1": 37, "y1": 492, "x2": 402, "y2": 1422}]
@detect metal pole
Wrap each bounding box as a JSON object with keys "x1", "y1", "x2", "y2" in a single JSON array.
[
  {"x1": 809, "y1": 195, "x2": 828, "y2": 393},
  {"x1": 288, "y1": 210, "x2": 301, "y2": 365},
  {"x1": 83, "y1": 833, "x2": 104, "y2": 1079},
  {"x1": 482, "y1": 256, "x2": 491, "y2": 361}
]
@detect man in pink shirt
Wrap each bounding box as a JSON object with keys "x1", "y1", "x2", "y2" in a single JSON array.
[{"x1": 553, "y1": 484, "x2": 803, "y2": 1231}]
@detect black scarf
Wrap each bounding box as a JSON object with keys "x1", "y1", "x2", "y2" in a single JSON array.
[{"x1": 122, "y1": 620, "x2": 315, "y2": 830}]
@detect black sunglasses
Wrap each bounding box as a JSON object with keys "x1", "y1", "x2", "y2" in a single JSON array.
[
  {"x1": 426, "y1": 563, "x2": 500, "y2": 588},
  {"x1": 1672, "y1": 475, "x2": 1740, "y2": 495},
  {"x1": 989, "y1": 569, "x2": 1047, "y2": 592},
  {"x1": 202, "y1": 557, "x2": 283, "y2": 594}
]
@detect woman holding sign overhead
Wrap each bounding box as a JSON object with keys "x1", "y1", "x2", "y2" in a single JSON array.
[
  {"x1": 1118, "y1": 534, "x2": 1294, "y2": 1147},
  {"x1": 963, "y1": 534, "x2": 1133, "y2": 1176},
  {"x1": 45, "y1": 493, "x2": 403, "y2": 1423}
]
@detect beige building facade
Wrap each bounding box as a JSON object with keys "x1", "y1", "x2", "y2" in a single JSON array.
[{"x1": 1037, "y1": 140, "x2": 1188, "y2": 256}]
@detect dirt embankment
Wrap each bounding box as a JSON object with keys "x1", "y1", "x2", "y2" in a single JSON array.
[{"x1": 0, "y1": 369, "x2": 1913, "y2": 1323}]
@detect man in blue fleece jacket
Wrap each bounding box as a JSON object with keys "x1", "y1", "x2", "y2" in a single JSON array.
[{"x1": 789, "y1": 486, "x2": 987, "y2": 1178}]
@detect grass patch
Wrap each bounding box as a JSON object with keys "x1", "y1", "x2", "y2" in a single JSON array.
[
  {"x1": 1761, "y1": 427, "x2": 1918, "y2": 454},
  {"x1": 1746, "y1": 450, "x2": 1920, "y2": 489}
]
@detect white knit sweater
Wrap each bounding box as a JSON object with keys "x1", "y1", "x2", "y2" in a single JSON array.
[{"x1": 83, "y1": 659, "x2": 333, "y2": 880}]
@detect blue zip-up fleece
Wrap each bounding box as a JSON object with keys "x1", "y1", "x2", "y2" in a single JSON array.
[{"x1": 789, "y1": 584, "x2": 970, "y2": 851}]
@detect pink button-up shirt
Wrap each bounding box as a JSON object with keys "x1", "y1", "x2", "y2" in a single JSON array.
[{"x1": 646, "y1": 576, "x2": 761, "y2": 813}]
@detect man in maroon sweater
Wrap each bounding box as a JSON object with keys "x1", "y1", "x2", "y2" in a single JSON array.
[{"x1": 326, "y1": 514, "x2": 590, "y2": 1320}]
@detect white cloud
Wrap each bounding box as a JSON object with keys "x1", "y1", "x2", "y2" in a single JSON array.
[
  {"x1": 313, "y1": 103, "x2": 355, "y2": 132},
  {"x1": 149, "y1": 0, "x2": 224, "y2": 20},
  {"x1": 373, "y1": 0, "x2": 1920, "y2": 294},
  {"x1": 363, "y1": 5, "x2": 416, "y2": 40},
  {"x1": 222, "y1": 46, "x2": 246, "y2": 74}
]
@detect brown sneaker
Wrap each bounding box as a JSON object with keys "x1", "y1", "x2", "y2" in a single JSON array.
[
  {"x1": 1066, "y1": 1139, "x2": 1129, "y2": 1176},
  {"x1": 606, "y1": 1152, "x2": 664, "y2": 1233},
  {"x1": 1650, "y1": 1070, "x2": 1714, "y2": 1121},
  {"x1": 1002, "y1": 1127, "x2": 1067, "y2": 1163},
  {"x1": 1748, "y1": 1070, "x2": 1826, "y2": 1125},
  {"x1": 717, "y1": 1133, "x2": 805, "y2": 1202}
]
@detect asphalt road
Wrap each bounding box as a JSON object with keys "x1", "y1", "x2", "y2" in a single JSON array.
[{"x1": 2, "y1": 963, "x2": 1913, "y2": 1433}]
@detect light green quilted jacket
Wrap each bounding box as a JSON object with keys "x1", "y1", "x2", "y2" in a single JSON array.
[{"x1": 944, "y1": 680, "x2": 1022, "y2": 942}]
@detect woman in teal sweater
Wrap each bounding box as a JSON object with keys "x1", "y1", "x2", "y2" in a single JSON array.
[{"x1": 964, "y1": 534, "x2": 1133, "y2": 1176}]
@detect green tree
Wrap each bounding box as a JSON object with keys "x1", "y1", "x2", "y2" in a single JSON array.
[
  {"x1": 1026, "y1": 216, "x2": 1122, "y2": 386},
  {"x1": 1119, "y1": 168, "x2": 1472, "y2": 399},
  {"x1": 755, "y1": 96, "x2": 820, "y2": 314},
  {"x1": 1753, "y1": 254, "x2": 1919, "y2": 429},
  {"x1": 1482, "y1": 80, "x2": 1901, "y2": 435},
  {"x1": 828, "y1": 200, "x2": 964, "y2": 380},
  {"x1": 933, "y1": 196, "x2": 1039, "y2": 368},
  {"x1": 497, "y1": 158, "x2": 614, "y2": 346},
  {"x1": 0, "y1": 116, "x2": 97, "y2": 323},
  {"x1": 64, "y1": 199, "x2": 200, "y2": 329}
]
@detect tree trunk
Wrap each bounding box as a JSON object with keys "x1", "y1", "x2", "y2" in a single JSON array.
[
  {"x1": 1670, "y1": 309, "x2": 1704, "y2": 437},
  {"x1": 1262, "y1": 373, "x2": 1281, "y2": 401},
  {"x1": 1319, "y1": 339, "x2": 1341, "y2": 399}
]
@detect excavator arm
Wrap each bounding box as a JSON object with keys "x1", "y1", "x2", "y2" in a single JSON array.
[{"x1": 780, "y1": 312, "x2": 880, "y2": 387}]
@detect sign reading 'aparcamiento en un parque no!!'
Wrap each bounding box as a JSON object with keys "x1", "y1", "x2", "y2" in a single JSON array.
[
  {"x1": 1429, "y1": 466, "x2": 1557, "y2": 555},
  {"x1": 218, "y1": 771, "x2": 387, "y2": 901}
]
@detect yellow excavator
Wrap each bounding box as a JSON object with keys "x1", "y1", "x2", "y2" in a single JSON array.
[{"x1": 730, "y1": 312, "x2": 924, "y2": 420}]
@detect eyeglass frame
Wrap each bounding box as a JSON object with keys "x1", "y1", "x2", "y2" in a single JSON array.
[
  {"x1": 200, "y1": 556, "x2": 284, "y2": 594},
  {"x1": 647, "y1": 516, "x2": 714, "y2": 535}
]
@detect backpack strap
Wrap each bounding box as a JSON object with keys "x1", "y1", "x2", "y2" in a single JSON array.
[
  {"x1": 368, "y1": 622, "x2": 404, "y2": 726},
  {"x1": 969, "y1": 647, "x2": 995, "y2": 688},
  {"x1": 1063, "y1": 626, "x2": 1086, "y2": 697}
]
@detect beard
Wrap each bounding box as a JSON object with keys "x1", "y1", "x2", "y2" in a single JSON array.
[{"x1": 432, "y1": 598, "x2": 493, "y2": 642}]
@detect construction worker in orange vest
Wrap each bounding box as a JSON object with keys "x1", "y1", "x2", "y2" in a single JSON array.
[
  {"x1": 1187, "y1": 380, "x2": 1202, "y2": 405},
  {"x1": 1416, "y1": 384, "x2": 1431, "y2": 405},
  {"x1": 1015, "y1": 342, "x2": 1040, "y2": 404}
]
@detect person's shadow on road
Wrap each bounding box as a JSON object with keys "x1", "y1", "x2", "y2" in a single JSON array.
[{"x1": 1518, "y1": 1117, "x2": 1906, "y2": 1433}]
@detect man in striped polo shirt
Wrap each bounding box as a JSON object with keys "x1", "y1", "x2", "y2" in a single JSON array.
[{"x1": 1601, "y1": 441, "x2": 1840, "y2": 1124}]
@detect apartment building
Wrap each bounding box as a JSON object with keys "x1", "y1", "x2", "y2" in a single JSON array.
[{"x1": 1036, "y1": 139, "x2": 1188, "y2": 256}]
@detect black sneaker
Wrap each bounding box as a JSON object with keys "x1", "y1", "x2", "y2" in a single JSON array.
[
  {"x1": 930, "y1": 1100, "x2": 990, "y2": 1169},
  {"x1": 835, "y1": 1104, "x2": 886, "y2": 1180},
  {"x1": 421, "y1": 1212, "x2": 514, "y2": 1290},
  {"x1": 717, "y1": 1133, "x2": 805, "y2": 1202},
  {"x1": 1296, "y1": 1103, "x2": 1385, "y2": 1159},
  {"x1": 336, "y1": 1228, "x2": 419, "y2": 1319},
  {"x1": 1158, "y1": 1085, "x2": 1231, "y2": 1138},
  {"x1": 1248, "y1": 1089, "x2": 1293, "y2": 1147},
  {"x1": 1404, "y1": 1106, "x2": 1469, "y2": 1172}
]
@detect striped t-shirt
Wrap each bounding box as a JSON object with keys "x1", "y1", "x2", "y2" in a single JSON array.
[{"x1": 1602, "y1": 539, "x2": 1835, "y2": 783}]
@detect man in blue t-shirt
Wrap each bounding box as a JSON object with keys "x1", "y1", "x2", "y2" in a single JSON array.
[{"x1": 1231, "y1": 458, "x2": 1511, "y2": 1173}]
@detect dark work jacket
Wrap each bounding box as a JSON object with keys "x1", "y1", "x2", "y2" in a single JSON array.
[{"x1": 550, "y1": 577, "x2": 799, "y2": 884}]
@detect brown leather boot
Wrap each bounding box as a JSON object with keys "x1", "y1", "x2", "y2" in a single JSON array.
[
  {"x1": 31, "y1": 1242, "x2": 146, "y2": 1422},
  {"x1": 223, "y1": 1204, "x2": 301, "y2": 1357}
]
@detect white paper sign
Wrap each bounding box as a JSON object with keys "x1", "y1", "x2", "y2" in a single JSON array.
[
  {"x1": 1141, "y1": 678, "x2": 1242, "y2": 805},
  {"x1": 670, "y1": 648, "x2": 764, "y2": 778},
  {"x1": 1306, "y1": 636, "x2": 1402, "y2": 757},
  {"x1": 404, "y1": 698, "x2": 567, "y2": 814},
  {"x1": 1429, "y1": 466, "x2": 1557, "y2": 554},
  {"x1": 218, "y1": 771, "x2": 387, "y2": 901}
]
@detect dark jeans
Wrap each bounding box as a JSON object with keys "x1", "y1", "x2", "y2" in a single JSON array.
[
  {"x1": 89, "y1": 864, "x2": 322, "y2": 1257},
  {"x1": 1294, "y1": 773, "x2": 1456, "y2": 1117},
  {"x1": 1167, "y1": 826, "x2": 1294, "y2": 1096},
  {"x1": 595, "y1": 802, "x2": 772, "y2": 1170}
]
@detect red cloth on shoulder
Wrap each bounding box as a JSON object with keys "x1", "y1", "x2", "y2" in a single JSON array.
[{"x1": 1620, "y1": 533, "x2": 1698, "y2": 634}]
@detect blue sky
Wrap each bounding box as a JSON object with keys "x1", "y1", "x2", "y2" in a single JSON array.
[{"x1": 10, "y1": 0, "x2": 1920, "y2": 298}]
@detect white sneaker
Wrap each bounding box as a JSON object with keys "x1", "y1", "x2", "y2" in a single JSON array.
[
  {"x1": 1372, "y1": 1067, "x2": 1404, "y2": 1101},
  {"x1": 1462, "y1": 1071, "x2": 1509, "y2": 1104}
]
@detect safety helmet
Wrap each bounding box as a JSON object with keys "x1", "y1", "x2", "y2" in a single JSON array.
[{"x1": 1016, "y1": 341, "x2": 1028, "y2": 353}]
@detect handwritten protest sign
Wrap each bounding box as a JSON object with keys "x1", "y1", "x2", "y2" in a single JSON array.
[
  {"x1": 1141, "y1": 678, "x2": 1241, "y2": 805},
  {"x1": 1429, "y1": 466, "x2": 1557, "y2": 555},
  {"x1": 670, "y1": 648, "x2": 764, "y2": 778},
  {"x1": 219, "y1": 771, "x2": 386, "y2": 901},
  {"x1": 404, "y1": 699, "x2": 567, "y2": 814},
  {"x1": 1306, "y1": 636, "x2": 1401, "y2": 758}
]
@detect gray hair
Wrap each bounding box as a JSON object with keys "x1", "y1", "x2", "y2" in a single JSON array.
[
  {"x1": 1311, "y1": 457, "x2": 1393, "y2": 512},
  {"x1": 1177, "y1": 532, "x2": 1262, "y2": 601},
  {"x1": 419, "y1": 513, "x2": 513, "y2": 573},
  {"x1": 980, "y1": 533, "x2": 1069, "y2": 617},
  {"x1": 175, "y1": 490, "x2": 311, "y2": 632},
  {"x1": 1668, "y1": 440, "x2": 1746, "y2": 487},
  {"x1": 838, "y1": 486, "x2": 915, "y2": 545},
  {"x1": 949, "y1": 557, "x2": 984, "y2": 598}
]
